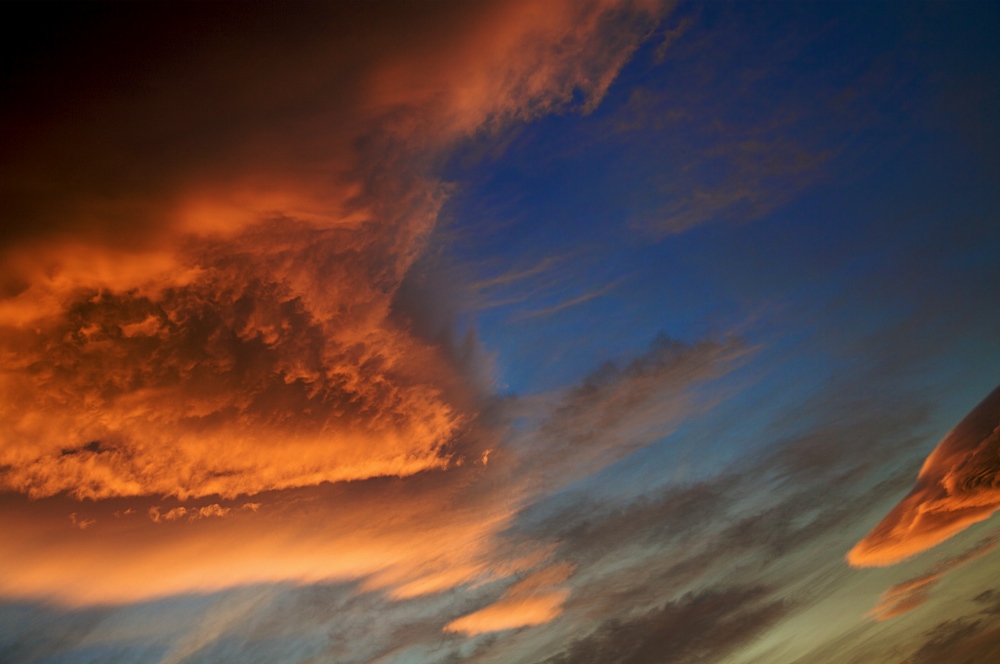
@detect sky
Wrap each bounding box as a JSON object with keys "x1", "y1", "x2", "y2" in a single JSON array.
[{"x1": 1, "y1": 1, "x2": 999, "y2": 663}]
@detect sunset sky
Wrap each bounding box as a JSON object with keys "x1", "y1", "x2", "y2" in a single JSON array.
[{"x1": 2, "y1": 2, "x2": 999, "y2": 663}]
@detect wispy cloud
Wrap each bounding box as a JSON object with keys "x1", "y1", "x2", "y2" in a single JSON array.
[{"x1": 0, "y1": 0, "x2": 670, "y2": 503}]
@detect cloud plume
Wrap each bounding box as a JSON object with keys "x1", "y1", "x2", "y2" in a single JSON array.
[
  {"x1": 0, "y1": 0, "x2": 668, "y2": 502},
  {"x1": 849, "y1": 384, "x2": 1000, "y2": 567}
]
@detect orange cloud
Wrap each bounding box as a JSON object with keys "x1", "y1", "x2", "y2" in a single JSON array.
[
  {"x1": 0, "y1": 1, "x2": 668, "y2": 502},
  {"x1": 444, "y1": 562, "x2": 576, "y2": 635},
  {"x1": 866, "y1": 534, "x2": 998, "y2": 620},
  {"x1": 0, "y1": 4, "x2": 698, "y2": 641},
  {"x1": 848, "y1": 385, "x2": 1000, "y2": 567},
  {"x1": 0, "y1": 466, "x2": 526, "y2": 606}
]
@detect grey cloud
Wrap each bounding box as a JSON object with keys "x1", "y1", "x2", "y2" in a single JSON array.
[
  {"x1": 534, "y1": 480, "x2": 731, "y2": 565},
  {"x1": 479, "y1": 360, "x2": 940, "y2": 664},
  {"x1": 541, "y1": 585, "x2": 791, "y2": 664},
  {"x1": 0, "y1": 580, "x2": 467, "y2": 664}
]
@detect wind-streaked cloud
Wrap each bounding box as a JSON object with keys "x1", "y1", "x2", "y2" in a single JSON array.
[
  {"x1": 867, "y1": 533, "x2": 999, "y2": 620},
  {"x1": 445, "y1": 562, "x2": 575, "y2": 635},
  {"x1": 543, "y1": 585, "x2": 791, "y2": 664},
  {"x1": 904, "y1": 615, "x2": 1000, "y2": 664},
  {"x1": 514, "y1": 334, "x2": 748, "y2": 493},
  {"x1": 849, "y1": 384, "x2": 1000, "y2": 567}
]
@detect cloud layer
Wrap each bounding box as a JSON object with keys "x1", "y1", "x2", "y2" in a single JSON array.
[
  {"x1": 0, "y1": 0, "x2": 667, "y2": 501},
  {"x1": 849, "y1": 384, "x2": 1000, "y2": 567}
]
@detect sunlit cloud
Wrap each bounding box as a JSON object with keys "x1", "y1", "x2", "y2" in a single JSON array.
[
  {"x1": 444, "y1": 562, "x2": 575, "y2": 635},
  {"x1": 848, "y1": 385, "x2": 1000, "y2": 567},
  {"x1": 0, "y1": 1, "x2": 675, "y2": 621},
  {"x1": 867, "y1": 533, "x2": 999, "y2": 620}
]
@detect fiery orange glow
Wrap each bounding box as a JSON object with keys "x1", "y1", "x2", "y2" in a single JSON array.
[
  {"x1": 0, "y1": 466, "x2": 526, "y2": 605},
  {"x1": 848, "y1": 385, "x2": 1000, "y2": 567}
]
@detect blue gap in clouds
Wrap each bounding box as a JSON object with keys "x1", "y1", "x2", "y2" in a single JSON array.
[{"x1": 437, "y1": 1, "x2": 933, "y2": 397}]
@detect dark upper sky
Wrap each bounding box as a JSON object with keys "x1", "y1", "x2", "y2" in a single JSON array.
[{"x1": 1, "y1": 2, "x2": 999, "y2": 663}]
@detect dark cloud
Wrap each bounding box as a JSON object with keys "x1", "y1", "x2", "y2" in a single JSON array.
[
  {"x1": 531, "y1": 480, "x2": 732, "y2": 565},
  {"x1": 905, "y1": 618, "x2": 1000, "y2": 664},
  {"x1": 487, "y1": 359, "x2": 938, "y2": 663},
  {"x1": 517, "y1": 372, "x2": 930, "y2": 575},
  {"x1": 542, "y1": 585, "x2": 790, "y2": 664}
]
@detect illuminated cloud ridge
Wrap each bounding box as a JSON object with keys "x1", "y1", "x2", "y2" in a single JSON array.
[{"x1": 849, "y1": 385, "x2": 1000, "y2": 567}]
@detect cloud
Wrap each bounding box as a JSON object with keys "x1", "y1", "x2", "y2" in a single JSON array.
[
  {"x1": 973, "y1": 589, "x2": 1000, "y2": 615},
  {"x1": 444, "y1": 562, "x2": 575, "y2": 635},
  {"x1": 474, "y1": 371, "x2": 940, "y2": 664},
  {"x1": 0, "y1": 0, "x2": 669, "y2": 502},
  {"x1": 0, "y1": 220, "x2": 471, "y2": 499},
  {"x1": 904, "y1": 617, "x2": 1000, "y2": 664},
  {"x1": 848, "y1": 384, "x2": 1000, "y2": 567},
  {"x1": 148, "y1": 503, "x2": 230, "y2": 523},
  {"x1": 637, "y1": 136, "x2": 829, "y2": 237},
  {"x1": 515, "y1": 361, "x2": 930, "y2": 575},
  {"x1": 542, "y1": 585, "x2": 791, "y2": 664},
  {"x1": 0, "y1": 472, "x2": 522, "y2": 605},
  {"x1": 0, "y1": 324, "x2": 743, "y2": 610},
  {"x1": 604, "y1": 5, "x2": 840, "y2": 238},
  {"x1": 867, "y1": 533, "x2": 999, "y2": 620},
  {"x1": 514, "y1": 334, "x2": 748, "y2": 493},
  {"x1": 513, "y1": 278, "x2": 625, "y2": 320},
  {"x1": 67, "y1": 513, "x2": 95, "y2": 531}
]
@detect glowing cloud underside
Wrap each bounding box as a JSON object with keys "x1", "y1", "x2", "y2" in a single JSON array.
[
  {"x1": 0, "y1": 0, "x2": 683, "y2": 618},
  {"x1": 848, "y1": 384, "x2": 1000, "y2": 567}
]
